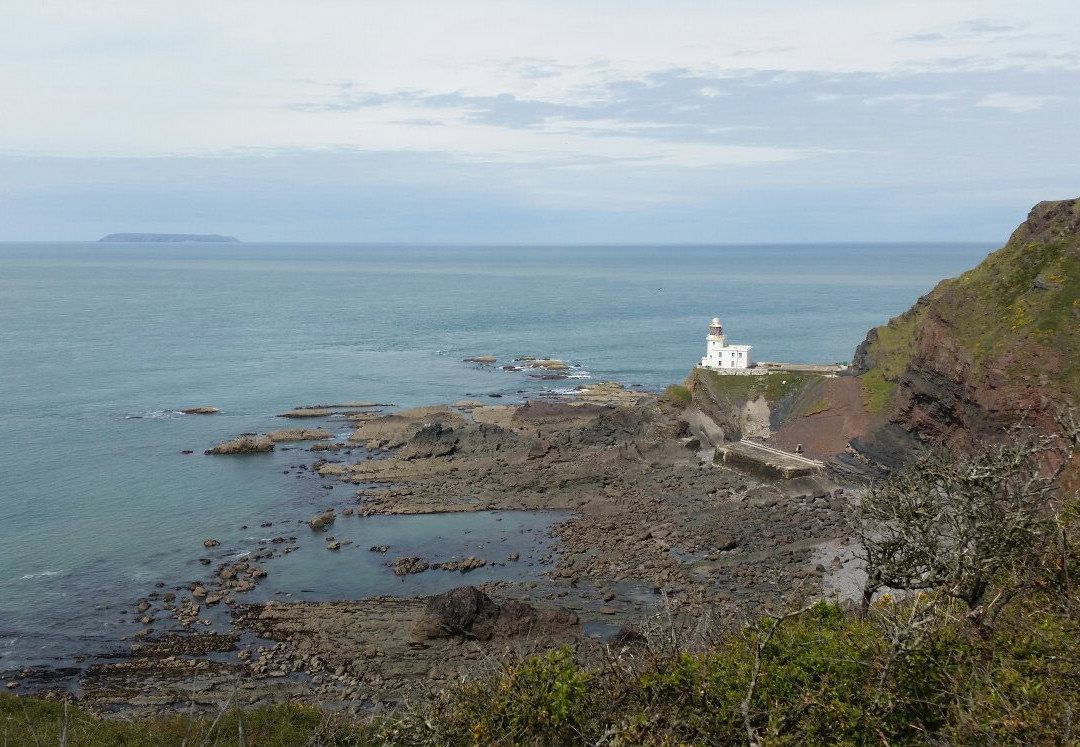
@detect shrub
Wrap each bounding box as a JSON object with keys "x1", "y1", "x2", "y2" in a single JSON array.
[{"x1": 662, "y1": 384, "x2": 692, "y2": 407}]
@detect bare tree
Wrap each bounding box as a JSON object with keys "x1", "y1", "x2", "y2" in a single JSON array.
[{"x1": 858, "y1": 415, "x2": 1080, "y2": 630}]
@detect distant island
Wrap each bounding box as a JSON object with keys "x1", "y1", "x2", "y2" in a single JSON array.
[{"x1": 98, "y1": 233, "x2": 239, "y2": 243}]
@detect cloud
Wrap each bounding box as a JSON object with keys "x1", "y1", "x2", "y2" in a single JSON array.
[
  {"x1": 864, "y1": 91, "x2": 960, "y2": 105},
  {"x1": 900, "y1": 33, "x2": 947, "y2": 44},
  {"x1": 0, "y1": 2, "x2": 1077, "y2": 240},
  {"x1": 957, "y1": 19, "x2": 1021, "y2": 35},
  {"x1": 976, "y1": 92, "x2": 1058, "y2": 111}
]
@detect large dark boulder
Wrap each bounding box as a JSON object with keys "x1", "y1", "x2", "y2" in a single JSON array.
[
  {"x1": 410, "y1": 586, "x2": 579, "y2": 642},
  {"x1": 401, "y1": 422, "x2": 460, "y2": 460},
  {"x1": 411, "y1": 586, "x2": 500, "y2": 640}
]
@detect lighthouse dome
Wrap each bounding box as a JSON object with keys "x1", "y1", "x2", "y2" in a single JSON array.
[{"x1": 710, "y1": 317, "x2": 721, "y2": 327}]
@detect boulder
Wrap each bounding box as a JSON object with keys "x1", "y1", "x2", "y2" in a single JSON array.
[
  {"x1": 401, "y1": 422, "x2": 459, "y2": 460},
  {"x1": 180, "y1": 407, "x2": 219, "y2": 415},
  {"x1": 411, "y1": 586, "x2": 500, "y2": 641},
  {"x1": 205, "y1": 436, "x2": 274, "y2": 455},
  {"x1": 410, "y1": 586, "x2": 579, "y2": 642},
  {"x1": 437, "y1": 556, "x2": 486, "y2": 573},
  {"x1": 713, "y1": 532, "x2": 738, "y2": 552},
  {"x1": 309, "y1": 511, "x2": 336, "y2": 530},
  {"x1": 528, "y1": 359, "x2": 569, "y2": 371},
  {"x1": 464, "y1": 355, "x2": 497, "y2": 364},
  {"x1": 393, "y1": 556, "x2": 430, "y2": 575}
]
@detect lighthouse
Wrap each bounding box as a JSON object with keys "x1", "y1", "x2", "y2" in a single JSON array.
[{"x1": 700, "y1": 316, "x2": 754, "y2": 370}]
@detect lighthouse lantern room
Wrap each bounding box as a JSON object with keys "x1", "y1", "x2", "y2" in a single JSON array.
[{"x1": 700, "y1": 316, "x2": 754, "y2": 370}]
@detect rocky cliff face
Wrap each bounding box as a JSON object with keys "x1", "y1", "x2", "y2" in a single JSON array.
[{"x1": 851, "y1": 198, "x2": 1080, "y2": 466}]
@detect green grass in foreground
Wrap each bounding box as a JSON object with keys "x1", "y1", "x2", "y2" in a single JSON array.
[
  {"x1": 0, "y1": 697, "x2": 374, "y2": 746},
  {"x1": 7, "y1": 583, "x2": 1080, "y2": 745}
]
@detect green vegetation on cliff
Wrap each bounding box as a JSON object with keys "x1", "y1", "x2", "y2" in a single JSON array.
[
  {"x1": 688, "y1": 368, "x2": 811, "y2": 407},
  {"x1": 860, "y1": 368, "x2": 895, "y2": 414},
  {"x1": 856, "y1": 199, "x2": 1080, "y2": 404},
  {"x1": 661, "y1": 383, "x2": 692, "y2": 407},
  {"x1": 949, "y1": 202, "x2": 1080, "y2": 397}
]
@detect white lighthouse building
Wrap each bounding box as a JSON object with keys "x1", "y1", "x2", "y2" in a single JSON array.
[{"x1": 700, "y1": 317, "x2": 754, "y2": 370}]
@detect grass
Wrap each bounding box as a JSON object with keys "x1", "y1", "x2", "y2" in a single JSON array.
[
  {"x1": 0, "y1": 696, "x2": 375, "y2": 746},
  {"x1": 661, "y1": 384, "x2": 692, "y2": 407},
  {"x1": 799, "y1": 398, "x2": 831, "y2": 417},
  {"x1": 762, "y1": 372, "x2": 808, "y2": 403},
  {"x1": 863, "y1": 310, "x2": 921, "y2": 382},
  {"x1": 860, "y1": 368, "x2": 896, "y2": 415},
  {"x1": 690, "y1": 369, "x2": 811, "y2": 407}
]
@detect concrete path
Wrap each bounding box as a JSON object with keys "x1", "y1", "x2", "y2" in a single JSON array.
[{"x1": 714, "y1": 439, "x2": 825, "y2": 479}]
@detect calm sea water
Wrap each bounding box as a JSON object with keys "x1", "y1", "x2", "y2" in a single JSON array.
[{"x1": 0, "y1": 242, "x2": 993, "y2": 672}]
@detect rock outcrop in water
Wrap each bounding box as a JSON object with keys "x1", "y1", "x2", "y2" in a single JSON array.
[
  {"x1": 841, "y1": 198, "x2": 1080, "y2": 478},
  {"x1": 348, "y1": 405, "x2": 466, "y2": 448},
  {"x1": 265, "y1": 428, "x2": 333, "y2": 442},
  {"x1": 205, "y1": 435, "x2": 274, "y2": 454}
]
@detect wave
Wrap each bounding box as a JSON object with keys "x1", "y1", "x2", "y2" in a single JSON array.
[
  {"x1": 124, "y1": 409, "x2": 183, "y2": 420},
  {"x1": 19, "y1": 569, "x2": 63, "y2": 581}
]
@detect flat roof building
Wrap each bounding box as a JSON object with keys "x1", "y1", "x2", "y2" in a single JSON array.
[{"x1": 700, "y1": 317, "x2": 754, "y2": 370}]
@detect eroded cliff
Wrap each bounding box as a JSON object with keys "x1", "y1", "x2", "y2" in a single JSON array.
[{"x1": 849, "y1": 198, "x2": 1080, "y2": 471}]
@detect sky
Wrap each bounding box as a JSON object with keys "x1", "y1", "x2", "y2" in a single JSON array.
[{"x1": 1, "y1": 1, "x2": 1078, "y2": 242}]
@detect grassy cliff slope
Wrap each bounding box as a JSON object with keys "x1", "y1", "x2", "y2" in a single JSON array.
[{"x1": 853, "y1": 198, "x2": 1080, "y2": 451}]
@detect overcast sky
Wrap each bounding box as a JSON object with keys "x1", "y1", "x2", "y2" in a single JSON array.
[{"x1": 1, "y1": 1, "x2": 1077, "y2": 242}]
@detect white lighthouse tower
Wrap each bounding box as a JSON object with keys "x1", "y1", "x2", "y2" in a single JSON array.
[{"x1": 700, "y1": 316, "x2": 754, "y2": 370}]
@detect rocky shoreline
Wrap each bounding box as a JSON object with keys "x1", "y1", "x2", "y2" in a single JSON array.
[{"x1": 5, "y1": 374, "x2": 863, "y2": 715}]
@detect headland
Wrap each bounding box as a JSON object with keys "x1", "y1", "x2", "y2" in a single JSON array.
[{"x1": 98, "y1": 233, "x2": 240, "y2": 243}]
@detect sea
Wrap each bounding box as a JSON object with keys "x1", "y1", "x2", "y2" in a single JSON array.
[{"x1": 0, "y1": 241, "x2": 993, "y2": 675}]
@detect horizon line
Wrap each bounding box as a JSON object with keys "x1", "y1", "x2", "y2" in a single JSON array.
[{"x1": 0, "y1": 239, "x2": 1001, "y2": 247}]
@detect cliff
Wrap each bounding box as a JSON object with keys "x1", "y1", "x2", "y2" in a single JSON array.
[{"x1": 847, "y1": 198, "x2": 1080, "y2": 474}]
